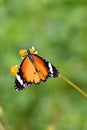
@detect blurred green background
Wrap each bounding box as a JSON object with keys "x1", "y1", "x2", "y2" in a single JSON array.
[{"x1": 0, "y1": 0, "x2": 87, "y2": 130}]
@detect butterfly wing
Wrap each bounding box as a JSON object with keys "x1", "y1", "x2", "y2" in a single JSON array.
[
  {"x1": 15, "y1": 54, "x2": 59, "y2": 91},
  {"x1": 33, "y1": 55, "x2": 59, "y2": 80}
]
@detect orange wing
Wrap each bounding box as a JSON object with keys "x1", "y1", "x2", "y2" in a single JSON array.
[
  {"x1": 20, "y1": 57, "x2": 40, "y2": 83},
  {"x1": 33, "y1": 55, "x2": 49, "y2": 81}
]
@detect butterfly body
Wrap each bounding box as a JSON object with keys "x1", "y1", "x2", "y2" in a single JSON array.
[
  {"x1": 15, "y1": 50, "x2": 59, "y2": 91},
  {"x1": 27, "y1": 50, "x2": 34, "y2": 63}
]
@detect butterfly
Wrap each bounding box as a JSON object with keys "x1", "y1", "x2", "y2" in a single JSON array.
[{"x1": 14, "y1": 47, "x2": 59, "y2": 91}]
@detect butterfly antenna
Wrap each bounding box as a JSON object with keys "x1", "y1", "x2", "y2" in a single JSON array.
[{"x1": 59, "y1": 74, "x2": 87, "y2": 98}]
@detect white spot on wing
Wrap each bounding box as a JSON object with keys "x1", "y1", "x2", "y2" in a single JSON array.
[
  {"x1": 16, "y1": 74, "x2": 23, "y2": 85},
  {"x1": 48, "y1": 63, "x2": 53, "y2": 77}
]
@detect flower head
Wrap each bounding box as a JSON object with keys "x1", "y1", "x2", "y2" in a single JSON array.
[
  {"x1": 19, "y1": 49, "x2": 28, "y2": 58},
  {"x1": 10, "y1": 65, "x2": 19, "y2": 75},
  {"x1": 30, "y1": 46, "x2": 38, "y2": 54}
]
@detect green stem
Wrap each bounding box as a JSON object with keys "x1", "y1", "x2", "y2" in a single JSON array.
[{"x1": 59, "y1": 74, "x2": 87, "y2": 98}]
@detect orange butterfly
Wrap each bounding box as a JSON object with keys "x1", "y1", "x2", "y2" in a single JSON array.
[{"x1": 13, "y1": 47, "x2": 59, "y2": 91}]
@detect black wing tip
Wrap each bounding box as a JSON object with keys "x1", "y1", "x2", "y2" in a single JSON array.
[
  {"x1": 47, "y1": 62, "x2": 59, "y2": 78},
  {"x1": 53, "y1": 68, "x2": 59, "y2": 78},
  {"x1": 14, "y1": 84, "x2": 25, "y2": 92}
]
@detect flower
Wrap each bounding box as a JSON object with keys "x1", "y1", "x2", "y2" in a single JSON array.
[
  {"x1": 30, "y1": 46, "x2": 38, "y2": 54},
  {"x1": 19, "y1": 49, "x2": 28, "y2": 58},
  {"x1": 10, "y1": 65, "x2": 19, "y2": 75}
]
